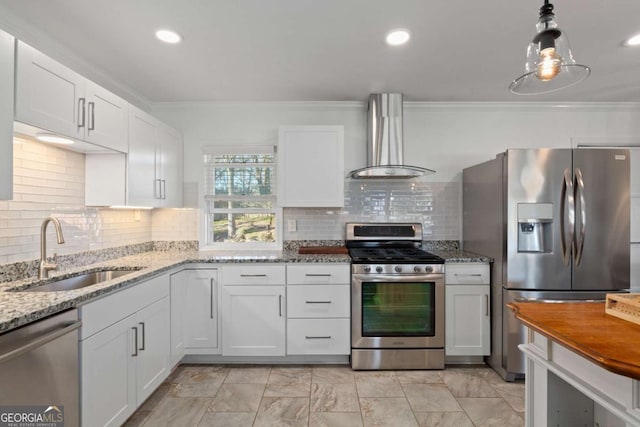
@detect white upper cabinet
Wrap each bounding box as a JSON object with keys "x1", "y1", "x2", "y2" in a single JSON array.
[
  {"x1": 127, "y1": 106, "x2": 182, "y2": 207},
  {"x1": 156, "y1": 123, "x2": 183, "y2": 208},
  {"x1": 0, "y1": 30, "x2": 14, "y2": 200},
  {"x1": 278, "y1": 125, "x2": 344, "y2": 207},
  {"x1": 128, "y1": 107, "x2": 158, "y2": 206},
  {"x1": 84, "y1": 80, "x2": 128, "y2": 152},
  {"x1": 15, "y1": 41, "x2": 128, "y2": 152}
]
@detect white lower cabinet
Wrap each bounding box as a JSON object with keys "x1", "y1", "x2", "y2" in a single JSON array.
[
  {"x1": 170, "y1": 268, "x2": 219, "y2": 363},
  {"x1": 287, "y1": 318, "x2": 350, "y2": 355},
  {"x1": 80, "y1": 274, "x2": 170, "y2": 426},
  {"x1": 286, "y1": 264, "x2": 351, "y2": 355},
  {"x1": 445, "y1": 263, "x2": 490, "y2": 356},
  {"x1": 221, "y1": 284, "x2": 286, "y2": 356}
]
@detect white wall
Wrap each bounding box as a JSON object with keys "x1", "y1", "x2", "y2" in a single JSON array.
[
  {"x1": 153, "y1": 101, "x2": 640, "y2": 241},
  {"x1": 403, "y1": 102, "x2": 640, "y2": 182},
  {"x1": 155, "y1": 101, "x2": 640, "y2": 185}
]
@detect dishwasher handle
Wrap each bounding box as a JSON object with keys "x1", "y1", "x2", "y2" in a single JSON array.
[{"x1": 0, "y1": 320, "x2": 82, "y2": 364}]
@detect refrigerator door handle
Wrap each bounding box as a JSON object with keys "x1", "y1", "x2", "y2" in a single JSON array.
[
  {"x1": 560, "y1": 168, "x2": 575, "y2": 266},
  {"x1": 574, "y1": 168, "x2": 586, "y2": 266}
]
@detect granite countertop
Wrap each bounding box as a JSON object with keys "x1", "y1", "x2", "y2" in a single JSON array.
[
  {"x1": 0, "y1": 249, "x2": 351, "y2": 334},
  {"x1": 0, "y1": 245, "x2": 488, "y2": 334},
  {"x1": 434, "y1": 249, "x2": 492, "y2": 263}
]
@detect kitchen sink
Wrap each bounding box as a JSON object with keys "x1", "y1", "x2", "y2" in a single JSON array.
[{"x1": 19, "y1": 267, "x2": 143, "y2": 292}]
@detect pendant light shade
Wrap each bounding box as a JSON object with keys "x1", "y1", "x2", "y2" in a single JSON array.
[{"x1": 509, "y1": 1, "x2": 590, "y2": 95}]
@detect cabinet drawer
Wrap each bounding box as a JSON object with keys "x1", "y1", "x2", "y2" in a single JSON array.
[
  {"x1": 80, "y1": 274, "x2": 169, "y2": 340},
  {"x1": 287, "y1": 319, "x2": 350, "y2": 355},
  {"x1": 222, "y1": 265, "x2": 286, "y2": 285},
  {"x1": 287, "y1": 285, "x2": 350, "y2": 318},
  {"x1": 445, "y1": 264, "x2": 490, "y2": 284},
  {"x1": 286, "y1": 264, "x2": 350, "y2": 284}
]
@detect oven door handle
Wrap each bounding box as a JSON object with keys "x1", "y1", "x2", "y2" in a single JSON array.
[{"x1": 352, "y1": 274, "x2": 443, "y2": 282}]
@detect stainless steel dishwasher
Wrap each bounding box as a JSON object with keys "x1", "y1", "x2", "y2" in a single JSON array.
[{"x1": 0, "y1": 309, "x2": 81, "y2": 427}]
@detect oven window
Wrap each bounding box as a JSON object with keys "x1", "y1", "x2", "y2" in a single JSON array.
[{"x1": 361, "y1": 282, "x2": 436, "y2": 337}]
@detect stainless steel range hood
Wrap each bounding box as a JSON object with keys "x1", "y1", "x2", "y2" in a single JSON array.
[{"x1": 348, "y1": 93, "x2": 435, "y2": 179}]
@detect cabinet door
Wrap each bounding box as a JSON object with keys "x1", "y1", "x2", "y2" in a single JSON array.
[
  {"x1": 183, "y1": 269, "x2": 219, "y2": 350},
  {"x1": 221, "y1": 285, "x2": 286, "y2": 356},
  {"x1": 85, "y1": 80, "x2": 128, "y2": 152},
  {"x1": 157, "y1": 124, "x2": 183, "y2": 207},
  {"x1": 445, "y1": 285, "x2": 490, "y2": 356},
  {"x1": 135, "y1": 296, "x2": 171, "y2": 405},
  {"x1": 128, "y1": 107, "x2": 158, "y2": 206},
  {"x1": 81, "y1": 314, "x2": 136, "y2": 427},
  {"x1": 0, "y1": 30, "x2": 14, "y2": 200},
  {"x1": 278, "y1": 126, "x2": 344, "y2": 207},
  {"x1": 15, "y1": 41, "x2": 85, "y2": 140},
  {"x1": 170, "y1": 272, "x2": 186, "y2": 366}
]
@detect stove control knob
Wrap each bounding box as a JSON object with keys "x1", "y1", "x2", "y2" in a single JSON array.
[
  {"x1": 376, "y1": 266, "x2": 383, "y2": 273},
  {"x1": 394, "y1": 266, "x2": 403, "y2": 273},
  {"x1": 425, "y1": 266, "x2": 434, "y2": 273},
  {"x1": 414, "y1": 266, "x2": 422, "y2": 273},
  {"x1": 363, "y1": 266, "x2": 371, "y2": 273}
]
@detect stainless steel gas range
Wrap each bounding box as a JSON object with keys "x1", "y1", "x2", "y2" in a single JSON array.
[{"x1": 346, "y1": 223, "x2": 445, "y2": 370}]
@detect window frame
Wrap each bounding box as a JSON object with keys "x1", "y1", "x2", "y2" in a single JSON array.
[{"x1": 200, "y1": 144, "x2": 282, "y2": 251}]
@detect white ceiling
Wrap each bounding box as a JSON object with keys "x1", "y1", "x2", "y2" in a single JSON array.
[{"x1": 1, "y1": 0, "x2": 640, "y2": 103}]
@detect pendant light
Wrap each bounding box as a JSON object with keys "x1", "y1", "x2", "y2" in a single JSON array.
[{"x1": 509, "y1": 0, "x2": 590, "y2": 95}]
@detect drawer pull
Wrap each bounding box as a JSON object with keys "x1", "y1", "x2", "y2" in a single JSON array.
[
  {"x1": 305, "y1": 300, "x2": 332, "y2": 304},
  {"x1": 305, "y1": 336, "x2": 331, "y2": 340},
  {"x1": 305, "y1": 274, "x2": 332, "y2": 277},
  {"x1": 240, "y1": 274, "x2": 267, "y2": 277},
  {"x1": 454, "y1": 273, "x2": 483, "y2": 277}
]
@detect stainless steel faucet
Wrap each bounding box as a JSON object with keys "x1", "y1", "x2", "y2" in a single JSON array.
[{"x1": 39, "y1": 217, "x2": 65, "y2": 279}]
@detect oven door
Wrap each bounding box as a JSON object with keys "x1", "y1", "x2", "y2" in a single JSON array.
[{"x1": 351, "y1": 273, "x2": 444, "y2": 349}]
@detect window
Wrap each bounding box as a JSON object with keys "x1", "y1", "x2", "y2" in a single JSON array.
[{"x1": 203, "y1": 145, "x2": 279, "y2": 249}]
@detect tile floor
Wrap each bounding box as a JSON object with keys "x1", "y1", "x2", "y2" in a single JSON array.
[{"x1": 124, "y1": 364, "x2": 525, "y2": 427}]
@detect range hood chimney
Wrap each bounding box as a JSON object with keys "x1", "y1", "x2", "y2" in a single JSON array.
[{"x1": 348, "y1": 93, "x2": 435, "y2": 179}]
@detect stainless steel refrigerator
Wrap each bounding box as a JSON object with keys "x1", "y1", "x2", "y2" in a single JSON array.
[{"x1": 463, "y1": 148, "x2": 630, "y2": 381}]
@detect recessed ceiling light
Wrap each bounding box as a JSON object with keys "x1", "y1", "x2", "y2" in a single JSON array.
[
  {"x1": 623, "y1": 33, "x2": 640, "y2": 47},
  {"x1": 155, "y1": 29, "x2": 182, "y2": 44},
  {"x1": 35, "y1": 133, "x2": 74, "y2": 145},
  {"x1": 385, "y1": 29, "x2": 410, "y2": 46}
]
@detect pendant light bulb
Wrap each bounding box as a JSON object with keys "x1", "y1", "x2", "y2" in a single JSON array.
[
  {"x1": 509, "y1": 0, "x2": 590, "y2": 95},
  {"x1": 536, "y1": 47, "x2": 562, "y2": 80}
]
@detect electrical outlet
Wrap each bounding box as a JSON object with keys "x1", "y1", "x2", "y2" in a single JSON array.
[{"x1": 287, "y1": 219, "x2": 297, "y2": 232}]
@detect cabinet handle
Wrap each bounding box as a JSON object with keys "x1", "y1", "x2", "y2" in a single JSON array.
[
  {"x1": 240, "y1": 274, "x2": 267, "y2": 277},
  {"x1": 305, "y1": 300, "x2": 332, "y2": 304},
  {"x1": 454, "y1": 273, "x2": 483, "y2": 277},
  {"x1": 214, "y1": 277, "x2": 219, "y2": 319},
  {"x1": 88, "y1": 101, "x2": 95, "y2": 130},
  {"x1": 139, "y1": 322, "x2": 145, "y2": 351},
  {"x1": 305, "y1": 336, "x2": 331, "y2": 340},
  {"x1": 154, "y1": 179, "x2": 162, "y2": 199},
  {"x1": 278, "y1": 294, "x2": 283, "y2": 317},
  {"x1": 131, "y1": 326, "x2": 138, "y2": 357},
  {"x1": 485, "y1": 294, "x2": 489, "y2": 317},
  {"x1": 161, "y1": 180, "x2": 167, "y2": 200},
  {"x1": 305, "y1": 274, "x2": 332, "y2": 277},
  {"x1": 78, "y1": 97, "x2": 86, "y2": 128}
]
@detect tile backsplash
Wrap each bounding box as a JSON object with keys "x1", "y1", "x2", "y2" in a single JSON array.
[
  {"x1": 0, "y1": 138, "x2": 197, "y2": 265},
  {"x1": 283, "y1": 180, "x2": 460, "y2": 241},
  {"x1": 0, "y1": 138, "x2": 458, "y2": 266}
]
